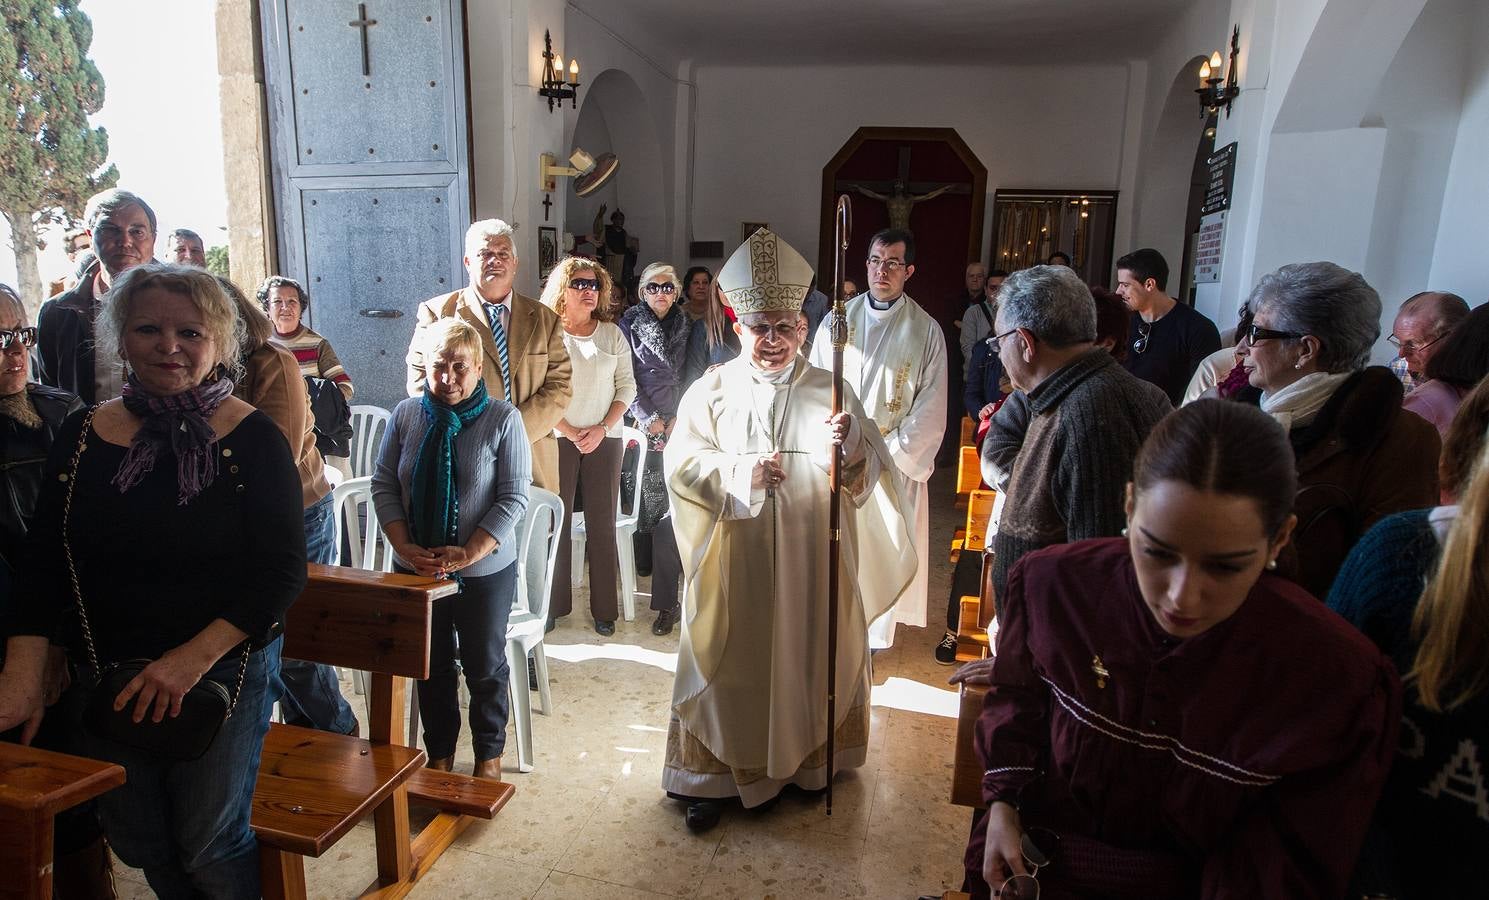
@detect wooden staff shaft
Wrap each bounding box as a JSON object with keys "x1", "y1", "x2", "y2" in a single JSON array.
[{"x1": 825, "y1": 194, "x2": 852, "y2": 816}]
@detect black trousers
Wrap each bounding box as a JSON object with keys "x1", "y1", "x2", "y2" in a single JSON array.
[
  {"x1": 650, "y1": 512, "x2": 683, "y2": 612},
  {"x1": 946, "y1": 546, "x2": 985, "y2": 631},
  {"x1": 415, "y1": 563, "x2": 517, "y2": 761}
]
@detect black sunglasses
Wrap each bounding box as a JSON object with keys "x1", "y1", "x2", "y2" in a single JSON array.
[
  {"x1": 569, "y1": 278, "x2": 601, "y2": 292},
  {"x1": 1241, "y1": 322, "x2": 1305, "y2": 344},
  {"x1": 1132, "y1": 320, "x2": 1151, "y2": 354},
  {"x1": 0, "y1": 327, "x2": 38, "y2": 351},
  {"x1": 643, "y1": 282, "x2": 677, "y2": 295}
]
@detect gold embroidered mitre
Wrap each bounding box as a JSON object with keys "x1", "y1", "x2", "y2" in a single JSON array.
[{"x1": 717, "y1": 228, "x2": 813, "y2": 315}]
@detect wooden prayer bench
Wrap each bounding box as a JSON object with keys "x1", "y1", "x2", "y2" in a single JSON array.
[
  {"x1": 0, "y1": 742, "x2": 125, "y2": 900},
  {"x1": 950, "y1": 549, "x2": 996, "y2": 810},
  {"x1": 253, "y1": 564, "x2": 515, "y2": 900}
]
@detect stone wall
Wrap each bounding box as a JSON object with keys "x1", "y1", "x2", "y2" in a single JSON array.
[{"x1": 216, "y1": 0, "x2": 275, "y2": 291}]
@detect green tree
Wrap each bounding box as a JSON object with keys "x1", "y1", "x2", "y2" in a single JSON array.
[
  {"x1": 0, "y1": 1, "x2": 117, "y2": 317},
  {"x1": 206, "y1": 244, "x2": 230, "y2": 279}
]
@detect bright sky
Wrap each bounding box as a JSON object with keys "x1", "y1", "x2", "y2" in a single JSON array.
[{"x1": 0, "y1": 0, "x2": 228, "y2": 288}]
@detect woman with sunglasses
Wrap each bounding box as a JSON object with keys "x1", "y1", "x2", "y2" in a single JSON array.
[
  {"x1": 965, "y1": 399, "x2": 1400, "y2": 899},
  {"x1": 0, "y1": 285, "x2": 111, "y2": 897},
  {"x1": 539, "y1": 259, "x2": 636, "y2": 635},
  {"x1": 1230, "y1": 262, "x2": 1438, "y2": 598},
  {"x1": 619, "y1": 263, "x2": 706, "y2": 634}
]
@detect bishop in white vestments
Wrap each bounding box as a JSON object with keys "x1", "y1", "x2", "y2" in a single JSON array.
[
  {"x1": 662, "y1": 229, "x2": 915, "y2": 831},
  {"x1": 810, "y1": 227, "x2": 947, "y2": 649}
]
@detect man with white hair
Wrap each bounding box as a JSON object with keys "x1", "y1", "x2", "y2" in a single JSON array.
[
  {"x1": 662, "y1": 228, "x2": 914, "y2": 832},
  {"x1": 986, "y1": 265, "x2": 1171, "y2": 602},
  {"x1": 407, "y1": 219, "x2": 572, "y2": 490}
]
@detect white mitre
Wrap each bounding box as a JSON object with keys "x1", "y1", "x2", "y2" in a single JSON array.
[{"x1": 717, "y1": 228, "x2": 813, "y2": 315}]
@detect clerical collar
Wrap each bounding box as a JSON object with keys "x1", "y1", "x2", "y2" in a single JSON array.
[
  {"x1": 748, "y1": 358, "x2": 797, "y2": 384},
  {"x1": 866, "y1": 294, "x2": 900, "y2": 312}
]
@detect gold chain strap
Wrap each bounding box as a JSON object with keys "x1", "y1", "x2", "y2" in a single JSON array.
[{"x1": 60, "y1": 405, "x2": 251, "y2": 715}]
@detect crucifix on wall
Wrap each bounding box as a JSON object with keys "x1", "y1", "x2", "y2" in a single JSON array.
[
  {"x1": 834, "y1": 146, "x2": 972, "y2": 233},
  {"x1": 349, "y1": 3, "x2": 378, "y2": 76}
]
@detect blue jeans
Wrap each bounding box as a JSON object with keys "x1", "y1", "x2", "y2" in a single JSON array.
[
  {"x1": 277, "y1": 492, "x2": 359, "y2": 734},
  {"x1": 413, "y1": 563, "x2": 517, "y2": 761},
  {"x1": 84, "y1": 643, "x2": 278, "y2": 900}
]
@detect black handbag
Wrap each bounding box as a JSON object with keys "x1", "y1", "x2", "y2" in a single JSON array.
[
  {"x1": 306, "y1": 375, "x2": 353, "y2": 458},
  {"x1": 62, "y1": 406, "x2": 250, "y2": 762}
]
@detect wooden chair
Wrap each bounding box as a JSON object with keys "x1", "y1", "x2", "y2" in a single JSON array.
[
  {"x1": 0, "y1": 743, "x2": 124, "y2": 900},
  {"x1": 253, "y1": 564, "x2": 515, "y2": 899}
]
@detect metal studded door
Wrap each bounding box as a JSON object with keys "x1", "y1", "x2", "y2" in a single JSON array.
[{"x1": 260, "y1": 0, "x2": 472, "y2": 412}]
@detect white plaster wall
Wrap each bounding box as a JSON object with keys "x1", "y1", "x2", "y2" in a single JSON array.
[
  {"x1": 1429, "y1": 0, "x2": 1489, "y2": 305},
  {"x1": 687, "y1": 62, "x2": 1132, "y2": 270}
]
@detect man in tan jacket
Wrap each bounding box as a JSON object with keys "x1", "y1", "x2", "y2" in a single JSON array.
[{"x1": 407, "y1": 219, "x2": 572, "y2": 490}]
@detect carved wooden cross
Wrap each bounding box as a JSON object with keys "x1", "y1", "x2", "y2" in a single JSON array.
[
  {"x1": 542, "y1": 193, "x2": 553, "y2": 221},
  {"x1": 349, "y1": 3, "x2": 378, "y2": 77},
  {"x1": 833, "y1": 145, "x2": 970, "y2": 231}
]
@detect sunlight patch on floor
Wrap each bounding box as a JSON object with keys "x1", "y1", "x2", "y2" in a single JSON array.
[
  {"x1": 543, "y1": 641, "x2": 680, "y2": 673},
  {"x1": 870, "y1": 676, "x2": 960, "y2": 718}
]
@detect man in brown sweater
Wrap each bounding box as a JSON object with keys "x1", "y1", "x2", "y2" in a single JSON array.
[{"x1": 987, "y1": 265, "x2": 1172, "y2": 601}]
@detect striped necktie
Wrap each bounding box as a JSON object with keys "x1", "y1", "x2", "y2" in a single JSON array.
[{"x1": 485, "y1": 302, "x2": 513, "y2": 402}]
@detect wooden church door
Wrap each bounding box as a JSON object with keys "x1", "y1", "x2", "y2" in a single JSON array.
[{"x1": 259, "y1": 0, "x2": 473, "y2": 411}]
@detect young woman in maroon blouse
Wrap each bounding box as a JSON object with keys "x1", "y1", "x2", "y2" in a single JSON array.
[{"x1": 963, "y1": 399, "x2": 1402, "y2": 899}]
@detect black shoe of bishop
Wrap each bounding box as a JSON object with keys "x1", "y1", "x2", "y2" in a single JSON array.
[
  {"x1": 684, "y1": 800, "x2": 722, "y2": 832},
  {"x1": 594, "y1": 619, "x2": 616, "y2": 637},
  {"x1": 652, "y1": 606, "x2": 680, "y2": 636},
  {"x1": 934, "y1": 631, "x2": 959, "y2": 666}
]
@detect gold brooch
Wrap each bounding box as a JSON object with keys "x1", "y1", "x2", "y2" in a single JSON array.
[{"x1": 1091, "y1": 655, "x2": 1109, "y2": 689}]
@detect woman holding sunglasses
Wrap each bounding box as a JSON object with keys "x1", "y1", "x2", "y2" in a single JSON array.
[
  {"x1": 619, "y1": 263, "x2": 705, "y2": 635},
  {"x1": 965, "y1": 400, "x2": 1400, "y2": 899},
  {"x1": 1231, "y1": 262, "x2": 1438, "y2": 598}
]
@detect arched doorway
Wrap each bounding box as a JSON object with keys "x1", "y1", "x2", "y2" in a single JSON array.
[
  {"x1": 819, "y1": 127, "x2": 986, "y2": 332},
  {"x1": 1134, "y1": 56, "x2": 1213, "y2": 304},
  {"x1": 569, "y1": 68, "x2": 668, "y2": 291}
]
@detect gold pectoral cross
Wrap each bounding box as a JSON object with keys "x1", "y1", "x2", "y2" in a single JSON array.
[{"x1": 1091, "y1": 655, "x2": 1110, "y2": 689}]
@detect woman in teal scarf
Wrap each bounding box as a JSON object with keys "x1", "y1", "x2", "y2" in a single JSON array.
[{"x1": 372, "y1": 318, "x2": 531, "y2": 780}]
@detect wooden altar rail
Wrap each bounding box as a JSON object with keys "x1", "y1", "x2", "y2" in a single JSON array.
[
  {"x1": 254, "y1": 564, "x2": 515, "y2": 899},
  {"x1": 0, "y1": 742, "x2": 124, "y2": 900}
]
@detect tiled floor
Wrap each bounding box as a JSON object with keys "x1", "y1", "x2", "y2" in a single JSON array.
[{"x1": 118, "y1": 468, "x2": 971, "y2": 899}]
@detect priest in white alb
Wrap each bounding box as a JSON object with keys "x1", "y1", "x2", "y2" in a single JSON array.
[
  {"x1": 661, "y1": 228, "x2": 915, "y2": 832},
  {"x1": 810, "y1": 227, "x2": 947, "y2": 650}
]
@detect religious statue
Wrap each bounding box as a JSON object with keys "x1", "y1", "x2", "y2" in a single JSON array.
[
  {"x1": 591, "y1": 206, "x2": 639, "y2": 293},
  {"x1": 852, "y1": 180, "x2": 956, "y2": 232}
]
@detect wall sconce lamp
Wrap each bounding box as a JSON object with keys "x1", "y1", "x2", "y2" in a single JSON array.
[
  {"x1": 539, "y1": 29, "x2": 580, "y2": 113},
  {"x1": 1197, "y1": 25, "x2": 1241, "y2": 118}
]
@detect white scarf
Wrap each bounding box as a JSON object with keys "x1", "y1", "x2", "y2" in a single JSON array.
[{"x1": 1259, "y1": 371, "x2": 1351, "y2": 431}]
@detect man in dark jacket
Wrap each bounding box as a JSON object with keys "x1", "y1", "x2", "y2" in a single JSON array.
[
  {"x1": 988, "y1": 265, "x2": 1172, "y2": 601},
  {"x1": 37, "y1": 189, "x2": 158, "y2": 404}
]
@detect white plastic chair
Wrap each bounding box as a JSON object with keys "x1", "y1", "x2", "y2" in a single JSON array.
[
  {"x1": 349, "y1": 405, "x2": 391, "y2": 479},
  {"x1": 507, "y1": 487, "x2": 563, "y2": 773},
  {"x1": 329, "y1": 476, "x2": 392, "y2": 718},
  {"x1": 571, "y1": 426, "x2": 647, "y2": 620}
]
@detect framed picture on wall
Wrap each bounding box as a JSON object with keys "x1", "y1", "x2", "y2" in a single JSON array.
[
  {"x1": 741, "y1": 221, "x2": 769, "y2": 243},
  {"x1": 538, "y1": 226, "x2": 558, "y2": 281}
]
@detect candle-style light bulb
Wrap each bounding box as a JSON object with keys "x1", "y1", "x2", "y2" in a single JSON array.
[
  {"x1": 552, "y1": 55, "x2": 563, "y2": 82},
  {"x1": 569, "y1": 59, "x2": 579, "y2": 84},
  {"x1": 1209, "y1": 50, "x2": 1224, "y2": 76},
  {"x1": 1199, "y1": 60, "x2": 1212, "y2": 81}
]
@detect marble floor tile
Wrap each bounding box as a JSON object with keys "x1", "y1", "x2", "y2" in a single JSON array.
[
  {"x1": 535, "y1": 870, "x2": 680, "y2": 899},
  {"x1": 694, "y1": 817, "x2": 869, "y2": 898},
  {"x1": 552, "y1": 777, "x2": 724, "y2": 897},
  {"x1": 405, "y1": 845, "x2": 551, "y2": 898}
]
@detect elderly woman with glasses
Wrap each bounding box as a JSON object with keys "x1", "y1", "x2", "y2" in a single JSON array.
[
  {"x1": 618, "y1": 263, "x2": 705, "y2": 635},
  {"x1": 1232, "y1": 262, "x2": 1439, "y2": 597},
  {"x1": 373, "y1": 317, "x2": 531, "y2": 781},
  {"x1": 961, "y1": 400, "x2": 1399, "y2": 899},
  {"x1": 540, "y1": 258, "x2": 636, "y2": 635}
]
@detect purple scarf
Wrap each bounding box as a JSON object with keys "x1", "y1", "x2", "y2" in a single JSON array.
[{"x1": 113, "y1": 373, "x2": 235, "y2": 504}]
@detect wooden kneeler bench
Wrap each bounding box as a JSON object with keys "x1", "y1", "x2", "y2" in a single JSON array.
[
  {"x1": 253, "y1": 565, "x2": 515, "y2": 899},
  {"x1": 0, "y1": 742, "x2": 124, "y2": 900},
  {"x1": 951, "y1": 549, "x2": 996, "y2": 810}
]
